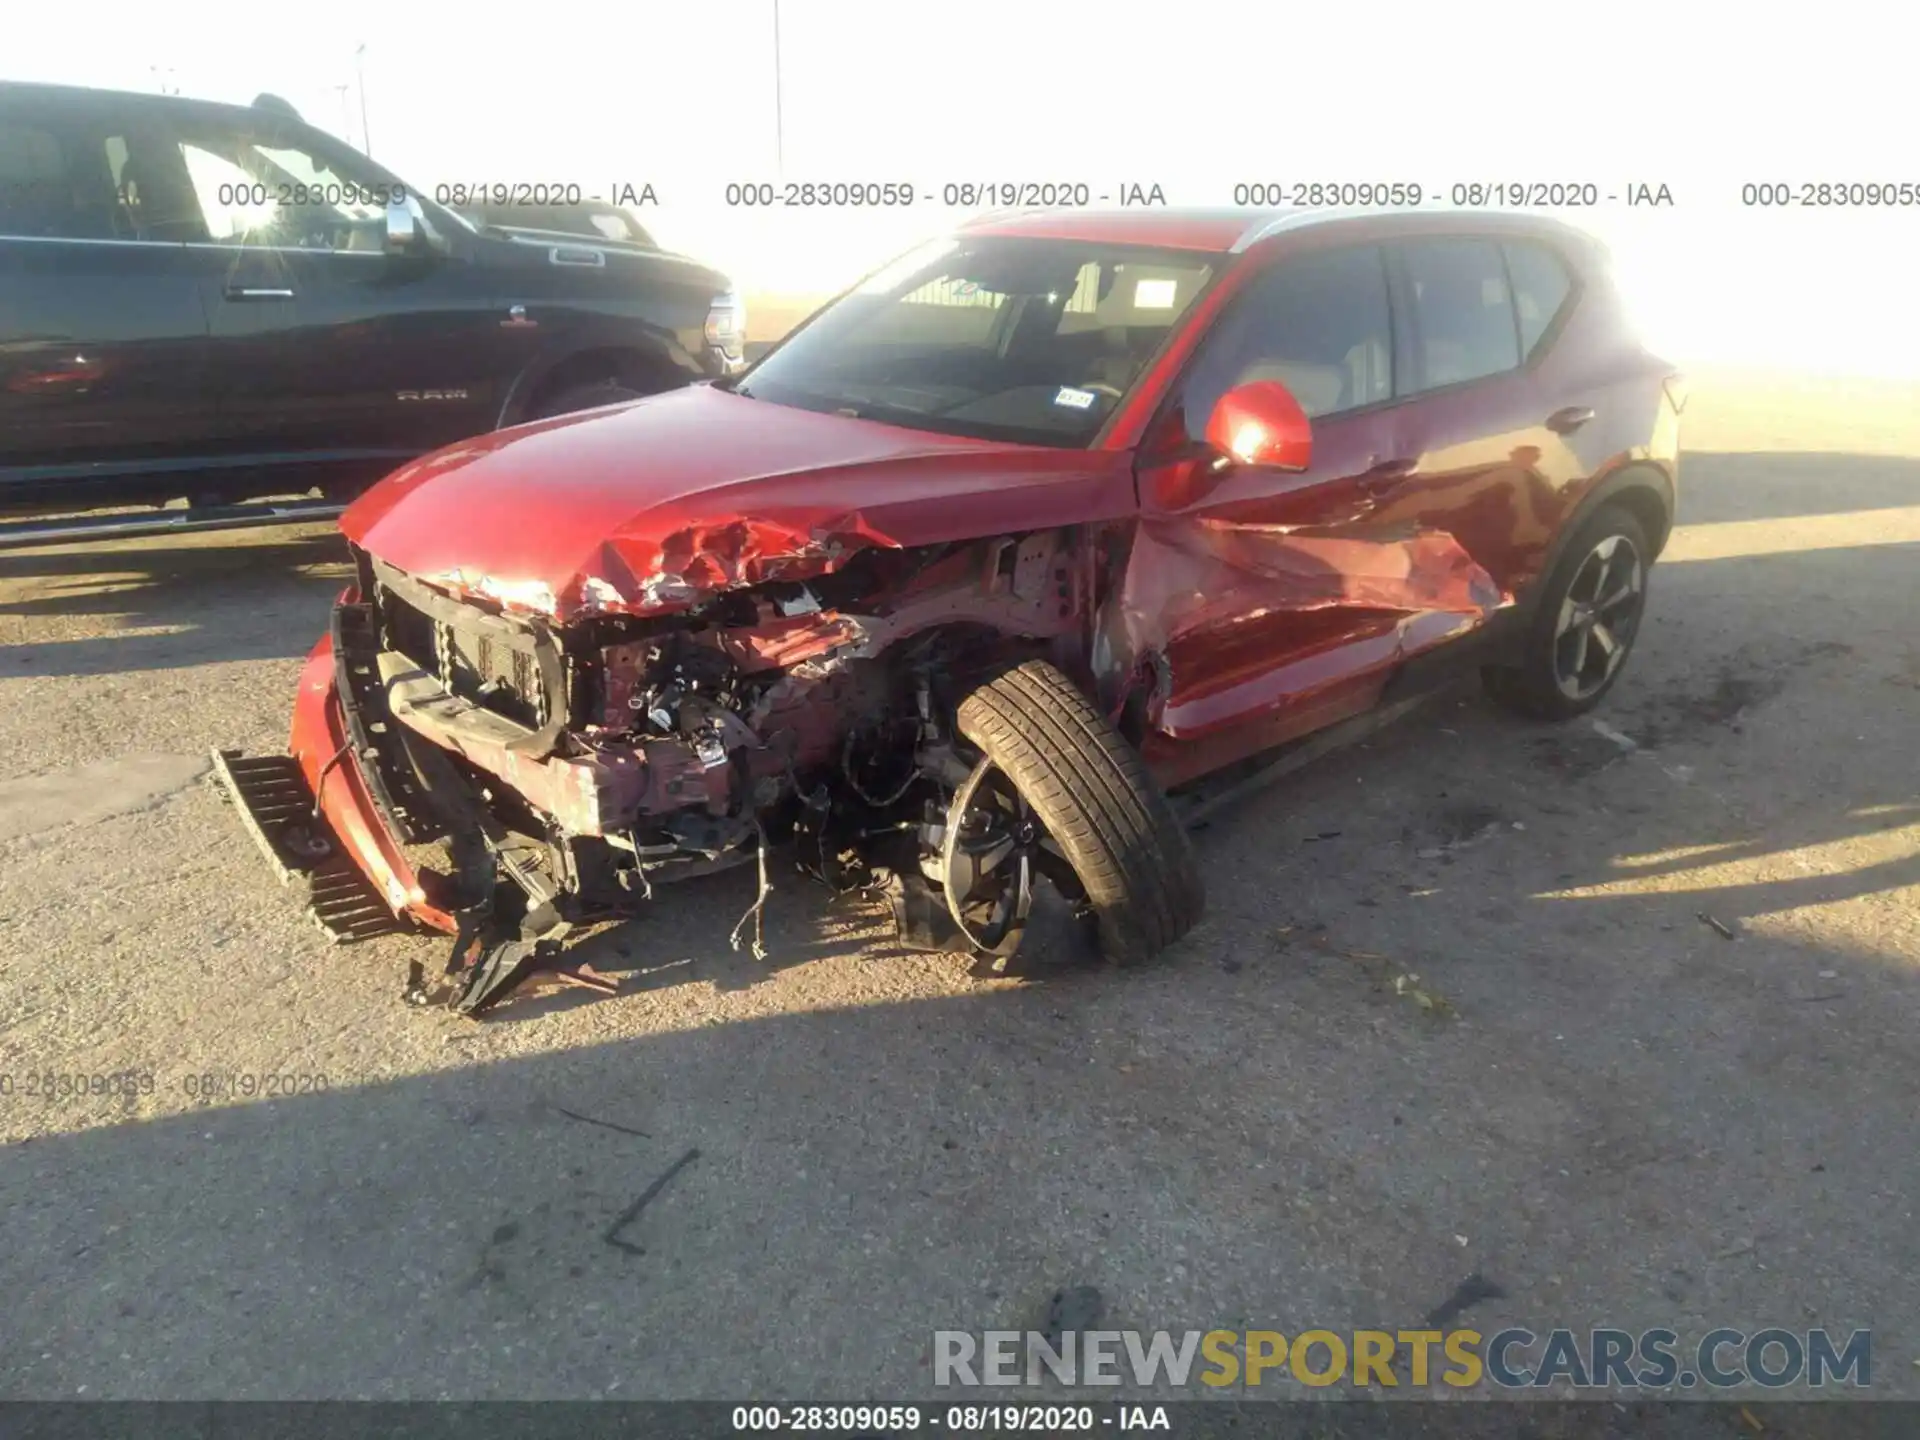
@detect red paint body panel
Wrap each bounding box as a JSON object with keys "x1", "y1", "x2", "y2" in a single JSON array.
[
  {"x1": 341, "y1": 384, "x2": 1138, "y2": 621},
  {"x1": 300, "y1": 209, "x2": 1682, "y2": 936},
  {"x1": 287, "y1": 623, "x2": 454, "y2": 934}
]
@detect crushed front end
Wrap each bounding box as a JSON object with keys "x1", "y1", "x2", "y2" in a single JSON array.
[{"x1": 218, "y1": 531, "x2": 1094, "y2": 1015}]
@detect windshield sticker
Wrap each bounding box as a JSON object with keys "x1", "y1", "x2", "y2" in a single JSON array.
[
  {"x1": 1054, "y1": 386, "x2": 1098, "y2": 410},
  {"x1": 1133, "y1": 278, "x2": 1178, "y2": 310}
]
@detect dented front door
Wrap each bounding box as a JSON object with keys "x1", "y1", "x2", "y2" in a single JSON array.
[{"x1": 1125, "y1": 241, "x2": 1504, "y2": 787}]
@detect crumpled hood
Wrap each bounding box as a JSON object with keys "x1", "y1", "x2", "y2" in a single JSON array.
[{"x1": 342, "y1": 385, "x2": 1137, "y2": 621}]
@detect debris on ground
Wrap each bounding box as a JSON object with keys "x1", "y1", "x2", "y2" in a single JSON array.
[
  {"x1": 1415, "y1": 822, "x2": 1503, "y2": 859},
  {"x1": 1393, "y1": 972, "x2": 1458, "y2": 1017},
  {"x1": 1591, "y1": 718, "x2": 1639, "y2": 751},
  {"x1": 1698, "y1": 911, "x2": 1739, "y2": 940},
  {"x1": 1424, "y1": 1271, "x2": 1507, "y2": 1327},
  {"x1": 1041, "y1": 1284, "x2": 1105, "y2": 1348},
  {"x1": 1308, "y1": 934, "x2": 1458, "y2": 1019},
  {"x1": 603, "y1": 1147, "x2": 700, "y2": 1257},
  {"x1": 553, "y1": 1105, "x2": 652, "y2": 1140}
]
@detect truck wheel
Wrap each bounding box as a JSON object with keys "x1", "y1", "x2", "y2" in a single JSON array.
[
  {"x1": 533, "y1": 380, "x2": 643, "y2": 419},
  {"x1": 952, "y1": 659, "x2": 1204, "y2": 965},
  {"x1": 1483, "y1": 503, "x2": 1653, "y2": 720}
]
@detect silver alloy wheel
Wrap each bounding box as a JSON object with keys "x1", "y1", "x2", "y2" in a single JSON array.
[
  {"x1": 1552, "y1": 533, "x2": 1645, "y2": 701},
  {"x1": 941, "y1": 757, "x2": 1041, "y2": 957}
]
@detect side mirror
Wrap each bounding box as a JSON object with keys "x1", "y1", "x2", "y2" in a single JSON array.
[
  {"x1": 1203, "y1": 379, "x2": 1313, "y2": 472},
  {"x1": 384, "y1": 194, "x2": 422, "y2": 254}
]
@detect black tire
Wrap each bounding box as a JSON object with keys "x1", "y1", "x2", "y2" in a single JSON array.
[
  {"x1": 1483, "y1": 503, "x2": 1654, "y2": 721},
  {"x1": 532, "y1": 380, "x2": 644, "y2": 420},
  {"x1": 954, "y1": 659, "x2": 1204, "y2": 964}
]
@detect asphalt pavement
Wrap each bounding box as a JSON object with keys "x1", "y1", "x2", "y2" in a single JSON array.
[{"x1": 1, "y1": 371, "x2": 1916, "y2": 1406}]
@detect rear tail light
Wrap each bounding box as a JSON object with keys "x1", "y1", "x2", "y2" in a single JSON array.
[
  {"x1": 1663, "y1": 373, "x2": 1690, "y2": 414},
  {"x1": 705, "y1": 291, "x2": 746, "y2": 365}
]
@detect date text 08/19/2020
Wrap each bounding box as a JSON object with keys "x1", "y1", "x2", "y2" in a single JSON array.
[
  {"x1": 729, "y1": 1406, "x2": 1170, "y2": 1432},
  {"x1": 0, "y1": 1070, "x2": 331, "y2": 1102}
]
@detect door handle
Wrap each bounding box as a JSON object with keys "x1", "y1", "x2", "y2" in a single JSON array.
[
  {"x1": 224, "y1": 286, "x2": 295, "y2": 300},
  {"x1": 1546, "y1": 405, "x2": 1595, "y2": 434}
]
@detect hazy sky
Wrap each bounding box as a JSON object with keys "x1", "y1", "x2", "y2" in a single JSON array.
[{"x1": 9, "y1": 0, "x2": 1913, "y2": 373}]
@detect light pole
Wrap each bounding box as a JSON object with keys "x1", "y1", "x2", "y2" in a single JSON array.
[
  {"x1": 772, "y1": 0, "x2": 784, "y2": 174},
  {"x1": 355, "y1": 44, "x2": 372, "y2": 156}
]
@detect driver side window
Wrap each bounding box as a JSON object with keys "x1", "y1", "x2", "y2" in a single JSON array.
[
  {"x1": 175, "y1": 122, "x2": 389, "y2": 250},
  {"x1": 179, "y1": 143, "x2": 262, "y2": 242},
  {"x1": 1180, "y1": 245, "x2": 1392, "y2": 439}
]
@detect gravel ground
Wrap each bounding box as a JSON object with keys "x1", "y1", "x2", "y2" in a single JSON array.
[{"x1": 1, "y1": 372, "x2": 1916, "y2": 1409}]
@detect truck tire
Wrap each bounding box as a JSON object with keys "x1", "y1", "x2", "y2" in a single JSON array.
[{"x1": 954, "y1": 659, "x2": 1204, "y2": 964}]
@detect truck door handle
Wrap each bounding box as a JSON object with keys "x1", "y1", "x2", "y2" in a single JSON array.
[
  {"x1": 1546, "y1": 406, "x2": 1595, "y2": 434},
  {"x1": 224, "y1": 286, "x2": 295, "y2": 300}
]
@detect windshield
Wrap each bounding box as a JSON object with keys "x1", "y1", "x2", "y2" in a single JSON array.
[{"x1": 734, "y1": 237, "x2": 1215, "y2": 447}]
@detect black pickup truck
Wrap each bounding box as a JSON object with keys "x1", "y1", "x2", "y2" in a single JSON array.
[{"x1": 0, "y1": 82, "x2": 744, "y2": 547}]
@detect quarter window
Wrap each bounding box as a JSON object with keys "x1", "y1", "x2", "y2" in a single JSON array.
[
  {"x1": 0, "y1": 117, "x2": 145, "y2": 241},
  {"x1": 1502, "y1": 239, "x2": 1573, "y2": 357},
  {"x1": 1398, "y1": 238, "x2": 1521, "y2": 392},
  {"x1": 0, "y1": 121, "x2": 69, "y2": 236},
  {"x1": 1180, "y1": 244, "x2": 1392, "y2": 434}
]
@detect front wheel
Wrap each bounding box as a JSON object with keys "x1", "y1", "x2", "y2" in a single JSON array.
[
  {"x1": 951, "y1": 659, "x2": 1204, "y2": 965},
  {"x1": 1483, "y1": 504, "x2": 1653, "y2": 720}
]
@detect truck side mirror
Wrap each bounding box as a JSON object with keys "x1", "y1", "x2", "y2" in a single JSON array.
[{"x1": 385, "y1": 195, "x2": 422, "y2": 254}]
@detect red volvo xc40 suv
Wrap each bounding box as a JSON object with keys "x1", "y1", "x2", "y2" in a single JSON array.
[{"x1": 217, "y1": 206, "x2": 1684, "y2": 1013}]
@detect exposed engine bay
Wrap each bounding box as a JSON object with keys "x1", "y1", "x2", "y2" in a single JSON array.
[{"x1": 334, "y1": 528, "x2": 1108, "y2": 1014}]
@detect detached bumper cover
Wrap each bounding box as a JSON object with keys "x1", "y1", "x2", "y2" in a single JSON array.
[
  {"x1": 209, "y1": 747, "x2": 408, "y2": 943},
  {"x1": 286, "y1": 624, "x2": 458, "y2": 936}
]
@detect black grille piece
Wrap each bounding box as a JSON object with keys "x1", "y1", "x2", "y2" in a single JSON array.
[{"x1": 209, "y1": 748, "x2": 406, "y2": 944}]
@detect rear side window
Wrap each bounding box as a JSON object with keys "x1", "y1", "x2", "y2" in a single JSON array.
[
  {"x1": 1181, "y1": 244, "x2": 1392, "y2": 429},
  {"x1": 0, "y1": 116, "x2": 138, "y2": 241},
  {"x1": 0, "y1": 121, "x2": 75, "y2": 237},
  {"x1": 1502, "y1": 239, "x2": 1573, "y2": 357},
  {"x1": 1398, "y1": 238, "x2": 1520, "y2": 393}
]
